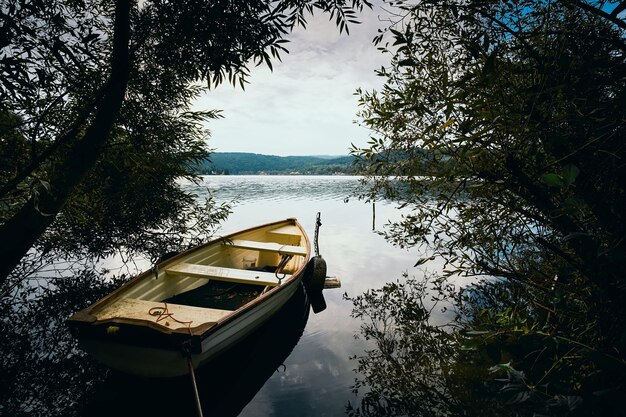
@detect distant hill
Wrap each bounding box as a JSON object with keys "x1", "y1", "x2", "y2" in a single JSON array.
[{"x1": 197, "y1": 152, "x2": 356, "y2": 175}]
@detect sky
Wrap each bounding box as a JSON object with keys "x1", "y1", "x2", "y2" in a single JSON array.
[{"x1": 192, "y1": 5, "x2": 392, "y2": 157}]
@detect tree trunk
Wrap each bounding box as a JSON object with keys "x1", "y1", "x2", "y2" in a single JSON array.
[{"x1": 0, "y1": 0, "x2": 132, "y2": 287}]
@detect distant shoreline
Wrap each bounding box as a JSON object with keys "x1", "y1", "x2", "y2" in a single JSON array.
[
  {"x1": 200, "y1": 172, "x2": 356, "y2": 176},
  {"x1": 196, "y1": 152, "x2": 356, "y2": 175}
]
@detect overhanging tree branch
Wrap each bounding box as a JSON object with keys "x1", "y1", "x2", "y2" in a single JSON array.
[
  {"x1": 0, "y1": 0, "x2": 132, "y2": 286},
  {"x1": 567, "y1": 0, "x2": 626, "y2": 30},
  {"x1": 0, "y1": 87, "x2": 106, "y2": 200}
]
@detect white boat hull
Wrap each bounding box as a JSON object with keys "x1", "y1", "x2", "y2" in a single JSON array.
[
  {"x1": 69, "y1": 219, "x2": 311, "y2": 377},
  {"x1": 79, "y1": 278, "x2": 301, "y2": 377}
]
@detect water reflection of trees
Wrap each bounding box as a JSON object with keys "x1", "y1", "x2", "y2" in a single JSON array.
[
  {"x1": 345, "y1": 275, "x2": 505, "y2": 417},
  {"x1": 346, "y1": 274, "x2": 626, "y2": 417},
  {"x1": 0, "y1": 271, "x2": 310, "y2": 417},
  {"x1": 0, "y1": 271, "x2": 117, "y2": 417}
]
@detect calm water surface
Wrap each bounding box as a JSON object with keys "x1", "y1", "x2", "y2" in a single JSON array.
[
  {"x1": 1, "y1": 175, "x2": 460, "y2": 417},
  {"x1": 2, "y1": 175, "x2": 467, "y2": 417},
  {"x1": 184, "y1": 175, "x2": 437, "y2": 417}
]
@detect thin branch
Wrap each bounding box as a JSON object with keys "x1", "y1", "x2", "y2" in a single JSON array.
[
  {"x1": 567, "y1": 0, "x2": 626, "y2": 30},
  {"x1": 0, "y1": 87, "x2": 106, "y2": 199}
]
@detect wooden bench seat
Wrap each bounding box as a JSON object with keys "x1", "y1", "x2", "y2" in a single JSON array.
[
  {"x1": 226, "y1": 239, "x2": 307, "y2": 256},
  {"x1": 166, "y1": 263, "x2": 283, "y2": 286},
  {"x1": 94, "y1": 298, "x2": 231, "y2": 330},
  {"x1": 268, "y1": 224, "x2": 302, "y2": 237}
]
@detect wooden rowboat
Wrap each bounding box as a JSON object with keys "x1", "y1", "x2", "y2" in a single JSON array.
[{"x1": 67, "y1": 218, "x2": 311, "y2": 378}]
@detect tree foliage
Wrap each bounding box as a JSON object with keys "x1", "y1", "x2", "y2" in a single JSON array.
[
  {"x1": 197, "y1": 152, "x2": 356, "y2": 174},
  {"x1": 352, "y1": 0, "x2": 626, "y2": 414},
  {"x1": 0, "y1": 0, "x2": 372, "y2": 286}
]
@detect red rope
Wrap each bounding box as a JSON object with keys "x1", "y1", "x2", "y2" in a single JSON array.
[{"x1": 148, "y1": 302, "x2": 193, "y2": 331}]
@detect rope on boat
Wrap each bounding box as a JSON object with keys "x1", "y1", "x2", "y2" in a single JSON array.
[
  {"x1": 275, "y1": 254, "x2": 293, "y2": 284},
  {"x1": 314, "y1": 212, "x2": 322, "y2": 257},
  {"x1": 148, "y1": 302, "x2": 194, "y2": 329}
]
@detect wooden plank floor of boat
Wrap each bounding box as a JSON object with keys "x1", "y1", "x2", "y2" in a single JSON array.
[{"x1": 164, "y1": 280, "x2": 264, "y2": 310}]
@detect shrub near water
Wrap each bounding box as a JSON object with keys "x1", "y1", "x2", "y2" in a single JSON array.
[{"x1": 352, "y1": 1, "x2": 626, "y2": 415}]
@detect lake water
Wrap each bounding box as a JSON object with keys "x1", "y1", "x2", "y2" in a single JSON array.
[
  {"x1": 187, "y1": 175, "x2": 437, "y2": 416},
  {"x1": 3, "y1": 175, "x2": 450, "y2": 417}
]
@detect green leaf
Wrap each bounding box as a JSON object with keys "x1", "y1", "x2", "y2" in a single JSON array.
[
  {"x1": 561, "y1": 165, "x2": 579, "y2": 185},
  {"x1": 541, "y1": 173, "x2": 564, "y2": 187}
]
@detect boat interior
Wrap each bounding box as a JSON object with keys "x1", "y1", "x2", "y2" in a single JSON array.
[{"x1": 90, "y1": 222, "x2": 308, "y2": 330}]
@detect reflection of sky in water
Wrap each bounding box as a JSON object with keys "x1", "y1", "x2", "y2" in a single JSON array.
[{"x1": 183, "y1": 175, "x2": 446, "y2": 416}]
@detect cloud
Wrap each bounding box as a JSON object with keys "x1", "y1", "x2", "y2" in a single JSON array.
[{"x1": 193, "y1": 5, "x2": 391, "y2": 156}]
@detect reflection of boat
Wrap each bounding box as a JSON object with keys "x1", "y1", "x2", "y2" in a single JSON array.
[
  {"x1": 68, "y1": 218, "x2": 310, "y2": 377},
  {"x1": 83, "y1": 283, "x2": 311, "y2": 417}
]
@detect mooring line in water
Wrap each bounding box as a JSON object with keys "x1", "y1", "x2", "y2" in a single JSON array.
[
  {"x1": 372, "y1": 201, "x2": 376, "y2": 231},
  {"x1": 183, "y1": 341, "x2": 204, "y2": 417}
]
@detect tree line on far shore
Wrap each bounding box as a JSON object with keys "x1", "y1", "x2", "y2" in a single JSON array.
[{"x1": 197, "y1": 152, "x2": 356, "y2": 175}]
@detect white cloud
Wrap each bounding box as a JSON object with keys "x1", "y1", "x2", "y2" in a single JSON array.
[{"x1": 193, "y1": 5, "x2": 391, "y2": 156}]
